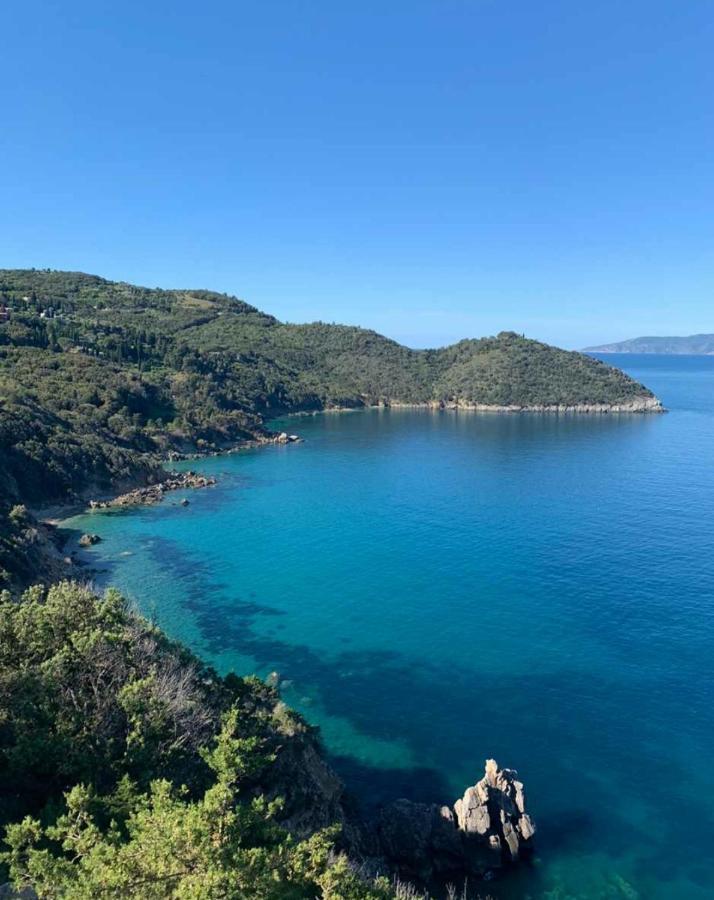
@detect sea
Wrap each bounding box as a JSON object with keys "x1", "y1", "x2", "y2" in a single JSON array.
[{"x1": 62, "y1": 354, "x2": 714, "y2": 899}]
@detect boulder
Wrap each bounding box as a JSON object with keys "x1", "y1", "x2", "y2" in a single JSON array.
[
  {"x1": 376, "y1": 759, "x2": 535, "y2": 882},
  {"x1": 78, "y1": 533, "x2": 101, "y2": 547},
  {"x1": 455, "y1": 759, "x2": 535, "y2": 867}
]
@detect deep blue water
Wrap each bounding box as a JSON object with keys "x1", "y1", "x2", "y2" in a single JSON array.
[{"x1": 64, "y1": 355, "x2": 714, "y2": 899}]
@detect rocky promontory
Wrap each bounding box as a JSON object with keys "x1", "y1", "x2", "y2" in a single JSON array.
[
  {"x1": 375, "y1": 759, "x2": 535, "y2": 884},
  {"x1": 88, "y1": 471, "x2": 217, "y2": 509}
]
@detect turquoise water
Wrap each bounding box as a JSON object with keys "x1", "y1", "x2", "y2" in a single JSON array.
[{"x1": 63, "y1": 355, "x2": 714, "y2": 899}]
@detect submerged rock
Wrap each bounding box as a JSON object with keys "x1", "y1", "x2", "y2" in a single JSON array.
[{"x1": 78, "y1": 533, "x2": 101, "y2": 547}]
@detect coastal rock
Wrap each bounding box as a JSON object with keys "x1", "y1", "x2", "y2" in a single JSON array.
[
  {"x1": 383, "y1": 397, "x2": 664, "y2": 414},
  {"x1": 266, "y1": 734, "x2": 346, "y2": 836},
  {"x1": 455, "y1": 759, "x2": 534, "y2": 866},
  {"x1": 78, "y1": 532, "x2": 101, "y2": 547},
  {"x1": 378, "y1": 801, "x2": 465, "y2": 879},
  {"x1": 275, "y1": 432, "x2": 301, "y2": 444},
  {"x1": 375, "y1": 759, "x2": 535, "y2": 883},
  {"x1": 88, "y1": 472, "x2": 217, "y2": 510}
]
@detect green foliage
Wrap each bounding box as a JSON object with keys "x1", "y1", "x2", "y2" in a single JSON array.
[
  {"x1": 2, "y1": 719, "x2": 390, "y2": 899},
  {"x1": 0, "y1": 582, "x2": 315, "y2": 833},
  {"x1": 0, "y1": 582, "x2": 391, "y2": 898},
  {"x1": 0, "y1": 583, "x2": 216, "y2": 826}
]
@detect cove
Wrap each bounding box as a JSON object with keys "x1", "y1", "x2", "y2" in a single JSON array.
[{"x1": 62, "y1": 355, "x2": 714, "y2": 900}]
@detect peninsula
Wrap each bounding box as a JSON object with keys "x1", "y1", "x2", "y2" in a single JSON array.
[{"x1": 585, "y1": 333, "x2": 714, "y2": 355}]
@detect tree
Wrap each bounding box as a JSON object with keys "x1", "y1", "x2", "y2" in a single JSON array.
[{"x1": 2, "y1": 710, "x2": 392, "y2": 900}]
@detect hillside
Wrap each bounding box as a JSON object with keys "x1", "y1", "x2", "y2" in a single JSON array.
[
  {"x1": 0, "y1": 269, "x2": 661, "y2": 588},
  {"x1": 585, "y1": 334, "x2": 714, "y2": 355}
]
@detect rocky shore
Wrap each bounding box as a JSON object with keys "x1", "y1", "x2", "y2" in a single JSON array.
[
  {"x1": 371, "y1": 397, "x2": 664, "y2": 414},
  {"x1": 84, "y1": 433, "x2": 299, "y2": 511},
  {"x1": 262, "y1": 740, "x2": 537, "y2": 891},
  {"x1": 372, "y1": 759, "x2": 535, "y2": 885},
  {"x1": 88, "y1": 471, "x2": 217, "y2": 509},
  {"x1": 289, "y1": 396, "x2": 665, "y2": 417}
]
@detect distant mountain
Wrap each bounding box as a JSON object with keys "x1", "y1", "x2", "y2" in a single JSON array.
[{"x1": 585, "y1": 334, "x2": 714, "y2": 355}]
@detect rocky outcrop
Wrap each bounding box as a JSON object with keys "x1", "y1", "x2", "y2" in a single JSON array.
[
  {"x1": 269, "y1": 737, "x2": 347, "y2": 835},
  {"x1": 376, "y1": 759, "x2": 535, "y2": 883},
  {"x1": 275, "y1": 432, "x2": 301, "y2": 444},
  {"x1": 78, "y1": 532, "x2": 101, "y2": 547},
  {"x1": 383, "y1": 397, "x2": 664, "y2": 414},
  {"x1": 88, "y1": 471, "x2": 216, "y2": 509},
  {"x1": 454, "y1": 759, "x2": 535, "y2": 866},
  {"x1": 377, "y1": 801, "x2": 465, "y2": 881}
]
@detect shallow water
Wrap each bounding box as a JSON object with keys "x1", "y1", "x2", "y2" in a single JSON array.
[{"x1": 64, "y1": 355, "x2": 714, "y2": 899}]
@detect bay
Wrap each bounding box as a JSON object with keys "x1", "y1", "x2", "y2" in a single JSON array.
[{"x1": 63, "y1": 354, "x2": 714, "y2": 899}]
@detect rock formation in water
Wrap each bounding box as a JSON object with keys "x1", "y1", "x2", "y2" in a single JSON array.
[
  {"x1": 376, "y1": 759, "x2": 535, "y2": 882},
  {"x1": 87, "y1": 471, "x2": 217, "y2": 509}
]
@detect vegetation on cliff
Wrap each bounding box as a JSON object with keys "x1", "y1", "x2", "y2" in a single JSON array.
[{"x1": 0, "y1": 581, "x2": 391, "y2": 898}]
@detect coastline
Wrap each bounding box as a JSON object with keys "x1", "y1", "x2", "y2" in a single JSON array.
[
  {"x1": 32, "y1": 436, "x2": 277, "y2": 525},
  {"x1": 37, "y1": 394, "x2": 664, "y2": 527},
  {"x1": 284, "y1": 395, "x2": 666, "y2": 416}
]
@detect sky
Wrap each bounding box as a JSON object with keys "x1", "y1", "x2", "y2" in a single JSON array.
[{"x1": 1, "y1": 1, "x2": 712, "y2": 349}]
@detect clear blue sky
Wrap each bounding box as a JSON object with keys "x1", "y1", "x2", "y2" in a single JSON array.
[{"x1": 2, "y1": 1, "x2": 712, "y2": 348}]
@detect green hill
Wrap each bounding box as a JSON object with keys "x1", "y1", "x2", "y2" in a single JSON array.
[{"x1": 0, "y1": 269, "x2": 660, "y2": 587}]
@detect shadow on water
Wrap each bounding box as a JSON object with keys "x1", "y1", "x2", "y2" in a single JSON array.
[
  {"x1": 97, "y1": 531, "x2": 713, "y2": 899},
  {"x1": 62, "y1": 416, "x2": 714, "y2": 900},
  {"x1": 328, "y1": 754, "x2": 454, "y2": 814}
]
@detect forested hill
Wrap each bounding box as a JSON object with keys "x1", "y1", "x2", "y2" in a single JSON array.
[
  {"x1": 0, "y1": 269, "x2": 661, "y2": 584},
  {"x1": 585, "y1": 334, "x2": 714, "y2": 355}
]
